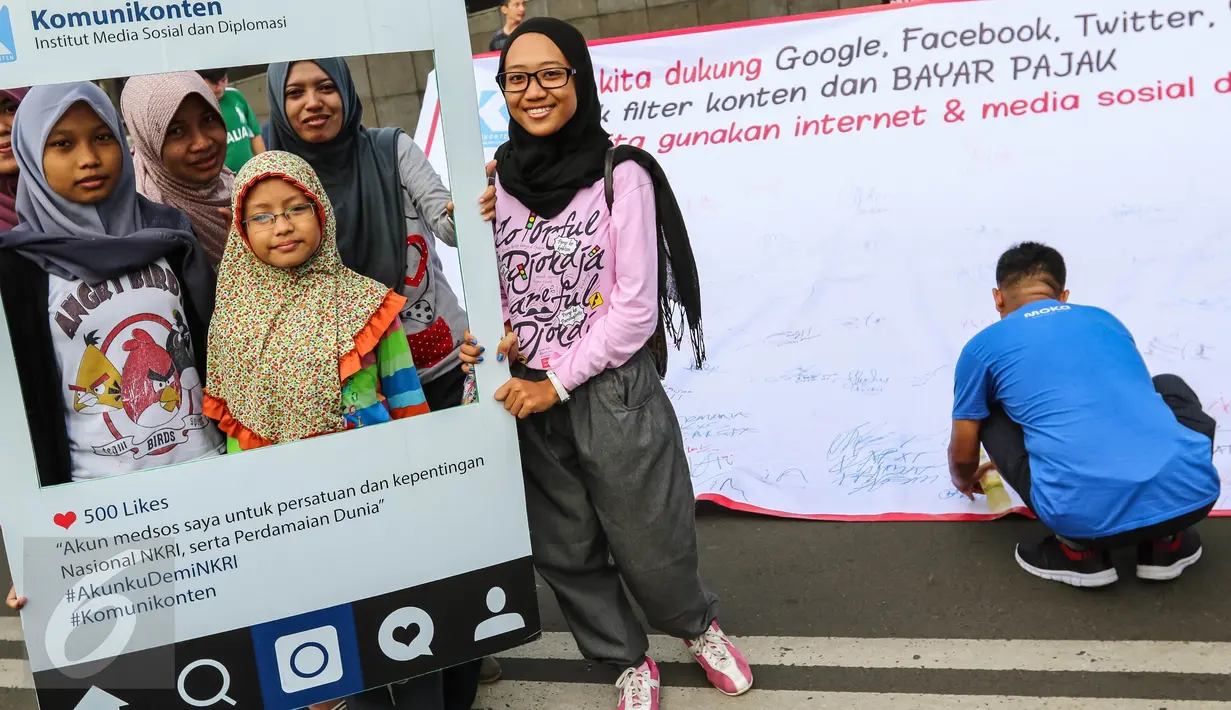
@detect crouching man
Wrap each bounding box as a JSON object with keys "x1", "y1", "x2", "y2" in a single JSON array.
[{"x1": 948, "y1": 241, "x2": 1219, "y2": 587}]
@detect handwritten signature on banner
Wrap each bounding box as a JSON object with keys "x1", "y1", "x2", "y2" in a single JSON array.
[
  {"x1": 686, "y1": 444, "x2": 736, "y2": 478},
  {"x1": 665, "y1": 385, "x2": 693, "y2": 402},
  {"x1": 763, "y1": 328, "x2": 823, "y2": 347},
  {"x1": 766, "y1": 367, "x2": 839, "y2": 385},
  {"x1": 1142, "y1": 336, "x2": 1215, "y2": 362},
  {"x1": 907, "y1": 365, "x2": 947, "y2": 388},
  {"x1": 837, "y1": 313, "x2": 884, "y2": 330},
  {"x1": 1207, "y1": 396, "x2": 1231, "y2": 416},
  {"x1": 678, "y1": 412, "x2": 756, "y2": 441},
  {"x1": 764, "y1": 366, "x2": 950, "y2": 391},
  {"x1": 827, "y1": 423, "x2": 944, "y2": 494},
  {"x1": 844, "y1": 369, "x2": 888, "y2": 394}
]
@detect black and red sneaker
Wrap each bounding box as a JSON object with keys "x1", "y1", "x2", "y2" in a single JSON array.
[
  {"x1": 1136, "y1": 529, "x2": 1203, "y2": 581},
  {"x1": 1014, "y1": 535, "x2": 1118, "y2": 587}
]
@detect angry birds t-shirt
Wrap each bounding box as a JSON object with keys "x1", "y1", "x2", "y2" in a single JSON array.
[{"x1": 47, "y1": 258, "x2": 224, "y2": 481}]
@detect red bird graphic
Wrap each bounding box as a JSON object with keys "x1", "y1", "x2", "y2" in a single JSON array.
[{"x1": 121, "y1": 328, "x2": 182, "y2": 428}]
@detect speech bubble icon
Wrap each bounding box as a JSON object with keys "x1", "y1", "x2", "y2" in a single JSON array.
[{"x1": 377, "y1": 606, "x2": 435, "y2": 662}]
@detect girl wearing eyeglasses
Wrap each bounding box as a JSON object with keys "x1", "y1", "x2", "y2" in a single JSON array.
[
  {"x1": 459, "y1": 18, "x2": 753, "y2": 710},
  {"x1": 204, "y1": 150, "x2": 430, "y2": 451}
]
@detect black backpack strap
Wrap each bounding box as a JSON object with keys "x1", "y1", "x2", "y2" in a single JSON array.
[{"x1": 604, "y1": 147, "x2": 616, "y2": 212}]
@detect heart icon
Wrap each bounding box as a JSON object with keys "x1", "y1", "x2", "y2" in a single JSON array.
[{"x1": 53, "y1": 512, "x2": 77, "y2": 530}]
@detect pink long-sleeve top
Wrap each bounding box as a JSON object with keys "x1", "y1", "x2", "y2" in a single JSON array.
[{"x1": 493, "y1": 162, "x2": 658, "y2": 392}]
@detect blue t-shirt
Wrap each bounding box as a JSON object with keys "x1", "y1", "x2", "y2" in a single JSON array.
[{"x1": 953, "y1": 299, "x2": 1219, "y2": 539}]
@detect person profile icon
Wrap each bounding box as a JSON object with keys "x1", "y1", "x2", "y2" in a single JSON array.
[{"x1": 474, "y1": 586, "x2": 526, "y2": 642}]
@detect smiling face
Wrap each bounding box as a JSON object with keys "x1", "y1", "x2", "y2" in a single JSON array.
[
  {"x1": 241, "y1": 176, "x2": 323, "y2": 269},
  {"x1": 0, "y1": 96, "x2": 20, "y2": 175},
  {"x1": 42, "y1": 101, "x2": 123, "y2": 204},
  {"x1": 160, "y1": 94, "x2": 227, "y2": 185},
  {"x1": 284, "y1": 61, "x2": 344, "y2": 144},
  {"x1": 503, "y1": 33, "x2": 578, "y2": 138}
]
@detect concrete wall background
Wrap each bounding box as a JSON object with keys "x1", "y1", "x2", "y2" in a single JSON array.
[{"x1": 234, "y1": 0, "x2": 882, "y2": 136}]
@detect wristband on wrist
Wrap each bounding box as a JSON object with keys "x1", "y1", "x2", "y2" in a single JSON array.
[{"x1": 545, "y1": 369, "x2": 570, "y2": 402}]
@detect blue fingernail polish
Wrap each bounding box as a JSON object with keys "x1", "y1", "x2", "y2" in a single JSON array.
[
  {"x1": 480, "y1": 347, "x2": 486, "y2": 353},
  {"x1": 497, "y1": 353, "x2": 504, "y2": 361},
  {"x1": 478, "y1": 356, "x2": 484, "y2": 362}
]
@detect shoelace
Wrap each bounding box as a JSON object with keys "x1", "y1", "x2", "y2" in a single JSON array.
[
  {"x1": 689, "y1": 628, "x2": 734, "y2": 669},
  {"x1": 615, "y1": 666, "x2": 658, "y2": 709}
]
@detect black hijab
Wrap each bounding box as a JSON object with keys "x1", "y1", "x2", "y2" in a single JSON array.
[
  {"x1": 266, "y1": 58, "x2": 406, "y2": 290},
  {"x1": 494, "y1": 18, "x2": 611, "y2": 219},
  {"x1": 495, "y1": 18, "x2": 707, "y2": 371}
]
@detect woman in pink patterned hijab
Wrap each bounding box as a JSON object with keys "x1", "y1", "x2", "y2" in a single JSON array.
[
  {"x1": 121, "y1": 71, "x2": 234, "y2": 265},
  {"x1": 0, "y1": 86, "x2": 30, "y2": 231}
]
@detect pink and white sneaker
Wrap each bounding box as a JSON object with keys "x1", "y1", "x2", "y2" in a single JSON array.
[
  {"x1": 686, "y1": 621, "x2": 753, "y2": 696},
  {"x1": 616, "y1": 656, "x2": 660, "y2": 710}
]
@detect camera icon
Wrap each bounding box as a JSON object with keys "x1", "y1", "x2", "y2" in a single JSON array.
[{"x1": 273, "y1": 625, "x2": 344, "y2": 694}]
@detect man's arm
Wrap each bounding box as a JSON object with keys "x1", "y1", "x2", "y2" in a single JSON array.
[
  {"x1": 250, "y1": 135, "x2": 266, "y2": 155},
  {"x1": 948, "y1": 419, "x2": 983, "y2": 497},
  {"x1": 949, "y1": 340, "x2": 993, "y2": 497}
]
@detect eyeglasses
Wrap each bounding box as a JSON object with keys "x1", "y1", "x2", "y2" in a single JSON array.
[
  {"x1": 496, "y1": 67, "x2": 577, "y2": 93},
  {"x1": 243, "y1": 203, "x2": 316, "y2": 232}
]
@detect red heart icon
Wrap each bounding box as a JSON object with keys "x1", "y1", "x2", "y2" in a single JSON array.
[{"x1": 53, "y1": 512, "x2": 77, "y2": 530}]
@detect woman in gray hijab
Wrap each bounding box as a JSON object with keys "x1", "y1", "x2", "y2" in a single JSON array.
[{"x1": 0, "y1": 80, "x2": 222, "y2": 610}]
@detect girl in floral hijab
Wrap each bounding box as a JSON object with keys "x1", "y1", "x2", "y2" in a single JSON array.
[{"x1": 204, "y1": 150, "x2": 429, "y2": 449}]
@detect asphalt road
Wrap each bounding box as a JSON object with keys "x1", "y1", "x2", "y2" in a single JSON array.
[{"x1": 3, "y1": 505, "x2": 1230, "y2": 708}]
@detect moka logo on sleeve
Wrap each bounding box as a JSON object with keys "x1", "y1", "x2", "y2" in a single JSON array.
[{"x1": 0, "y1": 6, "x2": 17, "y2": 63}]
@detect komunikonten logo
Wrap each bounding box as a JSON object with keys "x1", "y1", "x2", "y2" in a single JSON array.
[{"x1": 29, "y1": 1, "x2": 224, "y2": 30}]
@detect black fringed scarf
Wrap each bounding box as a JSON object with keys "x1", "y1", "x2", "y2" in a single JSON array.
[{"x1": 604, "y1": 146, "x2": 705, "y2": 374}]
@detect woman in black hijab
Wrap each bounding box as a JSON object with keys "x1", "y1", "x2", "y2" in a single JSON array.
[{"x1": 460, "y1": 18, "x2": 750, "y2": 710}]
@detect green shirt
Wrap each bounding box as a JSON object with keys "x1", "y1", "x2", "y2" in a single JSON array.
[{"x1": 218, "y1": 87, "x2": 261, "y2": 173}]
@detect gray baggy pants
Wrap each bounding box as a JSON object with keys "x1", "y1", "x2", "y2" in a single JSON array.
[{"x1": 514, "y1": 348, "x2": 718, "y2": 669}]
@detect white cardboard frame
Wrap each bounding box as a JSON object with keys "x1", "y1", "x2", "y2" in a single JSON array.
[{"x1": 0, "y1": 0, "x2": 528, "y2": 679}]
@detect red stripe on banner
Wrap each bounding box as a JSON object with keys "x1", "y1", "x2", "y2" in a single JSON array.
[
  {"x1": 587, "y1": 0, "x2": 976, "y2": 48},
  {"x1": 699, "y1": 495, "x2": 1231, "y2": 521},
  {"x1": 424, "y1": 101, "x2": 442, "y2": 160},
  {"x1": 470, "y1": 0, "x2": 976, "y2": 57},
  {"x1": 698, "y1": 494, "x2": 1036, "y2": 521}
]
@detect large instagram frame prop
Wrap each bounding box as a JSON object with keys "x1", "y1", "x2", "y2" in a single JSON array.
[{"x1": 0, "y1": 1, "x2": 536, "y2": 708}]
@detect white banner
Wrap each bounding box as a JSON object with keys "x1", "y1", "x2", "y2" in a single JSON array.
[
  {"x1": 417, "y1": 0, "x2": 1231, "y2": 520},
  {"x1": 0, "y1": 0, "x2": 538, "y2": 707}
]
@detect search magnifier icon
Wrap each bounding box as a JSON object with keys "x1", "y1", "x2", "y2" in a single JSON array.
[{"x1": 177, "y1": 659, "x2": 237, "y2": 707}]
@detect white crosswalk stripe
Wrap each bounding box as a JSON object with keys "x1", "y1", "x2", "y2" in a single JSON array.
[
  {"x1": 0, "y1": 618, "x2": 20, "y2": 643},
  {"x1": 499, "y1": 632, "x2": 1231, "y2": 674},
  {"x1": 1, "y1": 631, "x2": 1229, "y2": 708},
  {"x1": 475, "y1": 682, "x2": 1231, "y2": 710},
  {"x1": 0, "y1": 659, "x2": 31, "y2": 691}
]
